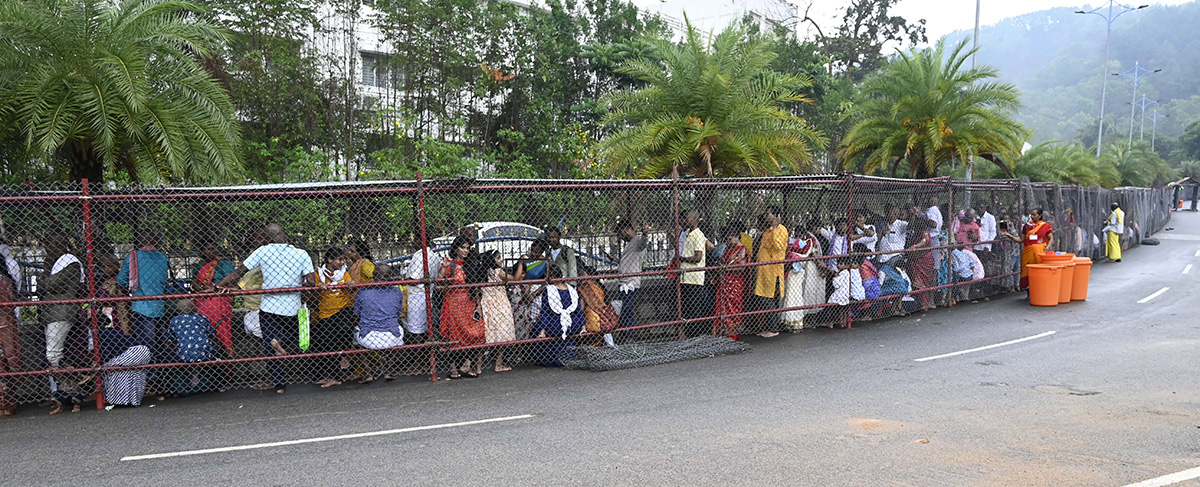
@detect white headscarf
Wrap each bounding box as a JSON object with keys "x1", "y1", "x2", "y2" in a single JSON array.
[{"x1": 545, "y1": 285, "x2": 579, "y2": 339}]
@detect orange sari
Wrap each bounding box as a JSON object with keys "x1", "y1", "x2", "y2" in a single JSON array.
[{"x1": 1019, "y1": 221, "x2": 1052, "y2": 289}]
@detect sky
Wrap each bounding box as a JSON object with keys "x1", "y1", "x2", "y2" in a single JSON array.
[{"x1": 630, "y1": 0, "x2": 1194, "y2": 43}]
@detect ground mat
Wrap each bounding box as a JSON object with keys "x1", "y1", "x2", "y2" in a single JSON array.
[{"x1": 565, "y1": 335, "x2": 752, "y2": 371}]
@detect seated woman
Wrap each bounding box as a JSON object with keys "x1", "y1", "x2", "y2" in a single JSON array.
[
  {"x1": 528, "y1": 264, "x2": 584, "y2": 367},
  {"x1": 167, "y1": 299, "x2": 219, "y2": 397},
  {"x1": 353, "y1": 264, "x2": 405, "y2": 382}
]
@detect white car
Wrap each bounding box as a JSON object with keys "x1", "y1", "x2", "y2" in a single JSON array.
[{"x1": 432, "y1": 221, "x2": 576, "y2": 267}]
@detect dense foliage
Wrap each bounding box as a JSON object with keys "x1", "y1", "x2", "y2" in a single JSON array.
[{"x1": 0, "y1": 0, "x2": 1196, "y2": 189}]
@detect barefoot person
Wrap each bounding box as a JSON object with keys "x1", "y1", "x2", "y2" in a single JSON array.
[
  {"x1": 1013, "y1": 208, "x2": 1053, "y2": 290},
  {"x1": 216, "y1": 223, "x2": 316, "y2": 394}
]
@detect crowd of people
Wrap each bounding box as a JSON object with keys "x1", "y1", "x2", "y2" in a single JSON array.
[{"x1": 0, "y1": 195, "x2": 1131, "y2": 417}]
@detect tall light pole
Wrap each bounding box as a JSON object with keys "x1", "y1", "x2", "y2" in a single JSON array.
[
  {"x1": 1146, "y1": 110, "x2": 1166, "y2": 151},
  {"x1": 1136, "y1": 94, "x2": 1157, "y2": 140},
  {"x1": 1076, "y1": 2, "x2": 1148, "y2": 157},
  {"x1": 1119, "y1": 61, "x2": 1161, "y2": 147},
  {"x1": 966, "y1": 0, "x2": 980, "y2": 206}
]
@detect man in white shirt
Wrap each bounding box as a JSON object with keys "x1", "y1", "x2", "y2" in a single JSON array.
[
  {"x1": 404, "y1": 244, "x2": 441, "y2": 343},
  {"x1": 878, "y1": 206, "x2": 909, "y2": 264},
  {"x1": 852, "y1": 213, "x2": 878, "y2": 253},
  {"x1": 976, "y1": 206, "x2": 997, "y2": 252},
  {"x1": 217, "y1": 223, "x2": 316, "y2": 394},
  {"x1": 820, "y1": 218, "x2": 877, "y2": 272}
]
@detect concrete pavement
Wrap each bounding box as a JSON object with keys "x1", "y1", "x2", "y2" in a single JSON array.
[{"x1": 3, "y1": 213, "x2": 1200, "y2": 486}]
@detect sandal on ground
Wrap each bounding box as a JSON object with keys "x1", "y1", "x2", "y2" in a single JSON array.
[{"x1": 357, "y1": 376, "x2": 375, "y2": 384}]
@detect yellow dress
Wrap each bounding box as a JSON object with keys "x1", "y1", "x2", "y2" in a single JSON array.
[{"x1": 752, "y1": 224, "x2": 789, "y2": 298}]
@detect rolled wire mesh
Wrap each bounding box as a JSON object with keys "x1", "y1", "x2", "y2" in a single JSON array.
[{"x1": 0, "y1": 176, "x2": 1175, "y2": 413}]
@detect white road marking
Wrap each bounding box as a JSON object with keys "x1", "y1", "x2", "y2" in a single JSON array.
[
  {"x1": 914, "y1": 331, "x2": 1057, "y2": 362},
  {"x1": 1137, "y1": 287, "x2": 1170, "y2": 304},
  {"x1": 1194, "y1": 250, "x2": 1200, "y2": 257},
  {"x1": 1122, "y1": 466, "x2": 1200, "y2": 487},
  {"x1": 1184, "y1": 264, "x2": 1193, "y2": 274},
  {"x1": 120, "y1": 414, "x2": 538, "y2": 461}
]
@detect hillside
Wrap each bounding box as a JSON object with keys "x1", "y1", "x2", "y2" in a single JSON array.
[{"x1": 942, "y1": 1, "x2": 1200, "y2": 148}]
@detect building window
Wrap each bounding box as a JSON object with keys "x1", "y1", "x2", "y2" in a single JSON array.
[{"x1": 361, "y1": 52, "x2": 388, "y2": 88}]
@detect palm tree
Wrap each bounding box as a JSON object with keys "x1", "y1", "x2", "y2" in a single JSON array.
[
  {"x1": 986, "y1": 142, "x2": 1115, "y2": 186},
  {"x1": 839, "y1": 39, "x2": 1027, "y2": 179},
  {"x1": 1100, "y1": 142, "x2": 1175, "y2": 188},
  {"x1": 597, "y1": 18, "x2": 827, "y2": 178},
  {"x1": 0, "y1": 0, "x2": 242, "y2": 183}
]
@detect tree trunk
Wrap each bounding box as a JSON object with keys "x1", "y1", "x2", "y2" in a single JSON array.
[{"x1": 67, "y1": 139, "x2": 104, "y2": 183}]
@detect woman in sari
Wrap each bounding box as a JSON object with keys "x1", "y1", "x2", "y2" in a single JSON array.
[
  {"x1": 1014, "y1": 208, "x2": 1053, "y2": 290},
  {"x1": 511, "y1": 239, "x2": 547, "y2": 342},
  {"x1": 781, "y1": 219, "x2": 826, "y2": 331},
  {"x1": 713, "y1": 226, "x2": 748, "y2": 339},
  {"x1": 907, "y1": 218, "x2": 936, "y2": 311},
  {"x1": 193, "y1": 242, "x2": 235, "y2": 358},
  {"x1": 440, "y1": 236, "x2": 485, "y2": 378}
]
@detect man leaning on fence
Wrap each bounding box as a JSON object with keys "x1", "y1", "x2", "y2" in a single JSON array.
[
  {"x1": 614, "y1": 220, "x2": 649, "y2": 344},
  {"x1": 217, "y1": 223, "x2": 316, "y2": 394},
  {"x1": 117, "y1": 230, "x2": 169, "y2": 361}
]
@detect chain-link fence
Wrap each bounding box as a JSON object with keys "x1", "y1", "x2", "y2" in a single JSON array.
[{"x1": 0, "y1": 175, "x2": 1173, "y2": 413}]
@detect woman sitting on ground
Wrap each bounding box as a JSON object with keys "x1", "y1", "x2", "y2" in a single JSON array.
[{"x1": 529, "y1": 264, "x2": 583, "y2": 367}]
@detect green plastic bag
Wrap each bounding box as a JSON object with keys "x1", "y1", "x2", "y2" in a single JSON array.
[{"x1": 297, "y1": 306, "x2": 311, "y2": 351}]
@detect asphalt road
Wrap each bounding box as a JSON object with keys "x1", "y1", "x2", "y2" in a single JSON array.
[{"x1": 4, "y1": 213, "x2": 1200, "y2": 487}]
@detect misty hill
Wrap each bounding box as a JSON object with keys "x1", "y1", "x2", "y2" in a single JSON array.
[{"x1": 942, "y1": 1, "x2": 1200, "y2": 148}]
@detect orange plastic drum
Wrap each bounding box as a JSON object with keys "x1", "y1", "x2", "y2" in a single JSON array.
[
  {"x1": 1070, "y1": 257, "x2": 1093, "y2": 301},
  {"x1": 1027, "y1": 264, "x2": 1063, "y2": 307},
  {"x1": 1056, "y1": 260, "x2": 1076, "y2": 304},
  {"x1": 1041, "y1": 252, "x2": 1075, "y2": 264}
]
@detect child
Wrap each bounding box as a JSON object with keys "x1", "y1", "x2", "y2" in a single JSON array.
[{"x1": 827, "y1": 256, "x2": 864, "y2": 327}]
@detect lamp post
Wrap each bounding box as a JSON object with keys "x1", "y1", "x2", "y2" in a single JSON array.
[
  {"x1": 1146, "y1": 110, "x2": 1166, "y2": 151},
  {"x1": 1076, "y1": 2, "x2": 1148, "y2": 157},
  {"x1": 1136, "y1": 94, "x2": 1158, "y2": 141},
  {"x1": 1118, "y1": 61, "x2": 1161, "y2": 147},
  {"x1": 965, "y1": 0, "x2": 980, "y2": 209}
]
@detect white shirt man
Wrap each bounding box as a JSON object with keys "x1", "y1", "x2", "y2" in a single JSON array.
[
  {"x1": 879, "y1": 219, "x2": 909, "y2": 264},
  {"x1": 404, "y1": 247, "x2": 442, "y2": 335},
  {"x1": 976, "y1": 210, "x2": 997, "y2": 252}
]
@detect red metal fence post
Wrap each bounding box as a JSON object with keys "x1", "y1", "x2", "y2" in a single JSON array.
[
  {"x1": 671, "y1": 166, "x2": 683, "y2": 340},
  {"x1": 81, "y1": 179, "x2": 105, "y2": 409},
  {"x1": 416, "y1": 173, "x2": 438, "y2": 382}
]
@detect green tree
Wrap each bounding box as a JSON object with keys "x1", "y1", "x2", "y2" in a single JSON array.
[
  {"x1": 0, "y1": 0, "x2": 243, "y2": 183},
  {"x1": 986, "y1": 142, "x2": 1116, "y2": 186},
  {"x1": 840, "y1": 40, "x2": 1027, "y2": 179},
  {"x1": 598, "y1": 19, "x2": 826, "y2": 178},
  {"x1": 1100, "y1": 142, "x2": 1175, "y2": 187}
]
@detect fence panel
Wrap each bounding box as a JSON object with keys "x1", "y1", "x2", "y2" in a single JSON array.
[{"x1": 0, "y1": 176, "x2": 1174, "y2": 413}]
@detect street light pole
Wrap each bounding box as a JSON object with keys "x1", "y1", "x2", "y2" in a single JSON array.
[
  {"x1": 1137, "y1": 94, "x2": 1158, "y2": 140},
  {"x1": 1119, "y1": 61, "x2": 1161, "y2": 148},
  {"x1": 1076, "y1": 2, "x2": 1148, "y2": 157},
  {"x1": 1146, "y1": 110, "x2": 1166, "y2": 151},
  {"x1": 966, "y1": 0, "x2": 980, "y2": 206}
]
